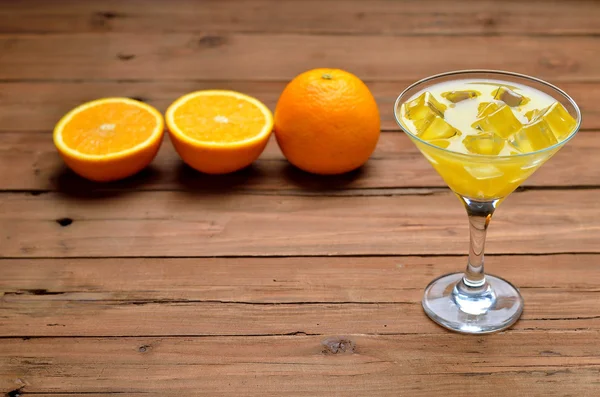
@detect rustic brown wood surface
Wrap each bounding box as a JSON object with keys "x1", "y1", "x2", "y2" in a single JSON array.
[
  {"x1": 3, "y1": 132, "x2": 600, "y2": 191},
  {"x1": 2, "y1": 82, "x2": 600, "y2": 131},
  {"x1": 1, "y1": 0, "x2": 599, "y2": 396}
]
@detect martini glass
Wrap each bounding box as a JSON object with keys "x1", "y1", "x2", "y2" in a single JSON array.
[{"x1": 393, "y1": 70, "x2": 581, "y2": 334}]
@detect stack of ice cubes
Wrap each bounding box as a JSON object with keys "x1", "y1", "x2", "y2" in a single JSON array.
[{"x1": 403, "y1": 86, "x2": 577, "y2": 156}]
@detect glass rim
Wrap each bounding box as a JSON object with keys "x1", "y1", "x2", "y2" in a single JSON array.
[{"x1": 393, "y1": 69, "x2": 582, "y2": 160}]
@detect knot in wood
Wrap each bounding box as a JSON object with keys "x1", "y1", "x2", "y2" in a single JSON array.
[
  {"x1": 321, "y1": 337, "x2": 355, "y2": 354},
  {"x1": 198, "y1": 35, "x2": 227, "y2": 48}
]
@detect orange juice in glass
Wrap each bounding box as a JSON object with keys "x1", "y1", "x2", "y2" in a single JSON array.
[{"x1": 394, "y1": 70, "x2": 581, "y2": 334}]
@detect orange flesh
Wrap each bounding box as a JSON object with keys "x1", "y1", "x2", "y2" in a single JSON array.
[
  {"x1": 172, "y1": 95, "x2": 267, "y2": 143},
  {"x1": 61, "y1": 102, "x2": 159, "y2": 155}
]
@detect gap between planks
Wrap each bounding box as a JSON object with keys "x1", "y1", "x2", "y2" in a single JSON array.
[
  {"x1": 1, "y1": 186, "x2": 599, "y2": 198},
  {"x1": 1, "y1": 251, "x2": 600, "y2": 260},
  {"x1": 1, "y1": 328, "x2": 599, "y2": 340}
]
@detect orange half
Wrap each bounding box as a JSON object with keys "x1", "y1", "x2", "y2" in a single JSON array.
[
  {"x1": 53, "y1": 98, "x2": 164, "y2": 182},
  {"x1": 166, "y1": 90, "x2": 273, "y2": 174}
]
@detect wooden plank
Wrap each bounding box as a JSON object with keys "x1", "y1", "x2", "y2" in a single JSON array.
[
  {"x1": 0, "y1": 34, "x2": 598, "y2": 82},
  {"x1": 0, "y1": 130, "x2": 597, "y2": 192},
  {"x1": 0, "y1": 190, "x2": 599, "y2": 257},
  {"x1": 1, "y1": 334, "x2": 600, "y2": 395},
  {"x1": 0, "y1": 81, "x2": 597, "y2": 132},
  {"x1": 1, "y1": 289, "x2": 599, "y2": 337},
  {"x1": 1, "y1": 255, "x2": 599, "y2": 303},
  {"x1": 1, "y1": 0, "x2": 599, "y2": 36},
  {"x1": 2, "y1": 372, "x2": 599, "y2": 397}
]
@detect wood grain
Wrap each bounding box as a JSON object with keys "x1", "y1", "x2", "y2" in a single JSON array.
[
  {"x1": 1, "y1": 334, "x2": 599, "y2": 395},
  {"x1": 0, "y1": 34, "x2": 597, "y2": 82},
  {"x1": 2, "y1": 0, "x2": 599, "y2": 35},
  {"x1": 0, "y1": 81, "x2": 597, "y2": 131},
  {"x1": 1, "y1": 131, "x2": 598, "y2": 192},
  {"x1": 1, "y1": 290, "x2": 599, "y2": 337},
  {"x1": 2, "y1": 372, "x2": 599, "y2": 397},
  {"x1": 1, "y1": 255, "x2": 599, "y2": 303},
  {"x1": 0, "y1": 190, "x2": 599, "y2": 257}
]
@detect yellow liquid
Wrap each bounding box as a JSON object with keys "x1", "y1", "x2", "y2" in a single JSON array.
[{"x1": 400, "y1": 79, "x2": 575, "y2": 200}]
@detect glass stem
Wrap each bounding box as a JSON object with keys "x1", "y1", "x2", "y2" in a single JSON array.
[
  {"x1": 449, "y1": 197, "x2": 500, "y2": 316},
  {"x1": 461, "y1": 198, "x2": 498, "y2": 289}
]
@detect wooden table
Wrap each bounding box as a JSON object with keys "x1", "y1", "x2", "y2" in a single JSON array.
[{"x1": 1, "y1": 1, "x2": 600, "y2": 395}]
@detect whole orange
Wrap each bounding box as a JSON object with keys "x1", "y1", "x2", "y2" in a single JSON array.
[{"x1": 274, "y1": 68, "x2": 380, "y2": 174}]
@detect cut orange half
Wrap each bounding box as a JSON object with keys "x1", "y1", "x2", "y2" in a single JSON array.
[
  {"x1": 54, "y1": 98, "x2": 164, "y2": 182},
  {"x1": 165, "y1": 90, "x2": 274, "y2": 174}
]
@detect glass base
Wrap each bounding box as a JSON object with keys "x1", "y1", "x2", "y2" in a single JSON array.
[{"x1": 422, "y1": 272, "x2": 523, "y2": 334}]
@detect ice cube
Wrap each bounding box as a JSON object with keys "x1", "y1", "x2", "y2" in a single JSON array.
[
  {"x1": 498, "y1": 140, "x2": 523, "y2": 156},
  {"x1": 428, "y1": 139, "x2": 451, "y2": 149},
  {"x1": 441, "y1": 90, "x2": 481, "y2": 103},
  {"x1": 492, "y1": 86, "x2": 530, "y2": 107},
  {"x1": 509, "y1": 119, "x2": 558, "y2": 153},
  {"x1": 419, "y1": 115, "x2": 461, "y2": 141},
  {"x1": 536, "y1": 102, "x2": 577, "y2": 140},
  {"x1": 463, "y1": 164, "x2": 504, "y2": 180},
  {"x1": 476, "y1": 102, "x2": 500, "y2": 119},
  {"x1": 524, "y1": 108, "x2": 543, "y2": 122},
  {"x1": 472, "y1": 104, "x2": 522, "y2": 139},
  {"x1": 462, "y1": 133, "x2": 505, "y2": 155},
  {"x1": 506, "y1": 141, "x2": 523, "y2": 155},
  {"x1": 404, "y1": 92, "x2": 447, "y2": 123}
]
